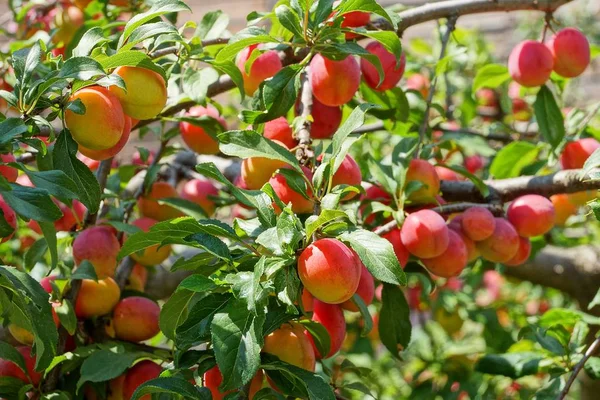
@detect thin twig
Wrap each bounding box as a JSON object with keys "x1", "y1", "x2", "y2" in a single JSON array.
[{"x1": 559, "y1": 336, "x2": 600, "y2": 399}]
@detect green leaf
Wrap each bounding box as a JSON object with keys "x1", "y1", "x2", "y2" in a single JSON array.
[
  {"x1": 160, "y1": 289, "x2": 196, "y2": 341},
  {"x1": 0, "y1": 118, "x2": 28, "y2": 145},
  {"x1": 378, "y1": 284, "x2": 411, "y2": 359},
  {"x1": 176, "y1": 293, "x2": 230, "y2": 349},
  {"x1": 177, "y1": 275, "x2": 217, "y2": 293},
  {"x1": 585, "y1": 357, "x2": 600, "y2": 380},
  {"x1": 589, "y1": 288, "x2": 600, "y2": 310},
  {"x1": 275, "y1": 5, "x2": 304, "y2": 38},
  {"x1": 257, "y1": 64, "x2": 302, "y2": 124},
  {"x1": 38, "y1": 221, "x2": 58, "y2": 269},
  {"x1": 24, "y1": 169, "x2": 78, "y2": 202},
  {"x1": 298, "y1": 320, "x2": 331, "y2": 359},
  {"x1": 583, "y1": 147, "x2": 600, "y2": 177},
  {"x1": 215, "y1": 26, "x2": 278, "y2": 62},
  {"x1": 354, "y1": 31, "x2": 402, "y2": 64},
  {"x1": 130, "y1": 377, "x2": 210, "y2": 400},
  {"x1": 196, "y1": 10, "x2": 229, "y2": 40},
  {"x1": 208, "y1": 60, "x2": 246, "y2": 100},
  {"x1": 0, "y1": 185, "x2": 62, "y2": 222},
  {"x1": 121, "y1": 22, "x2": 180, "y2": 52},
  {"x1": 351, "y1": 294, "x2": 373, "y2": 336},
  {"x1": 58, "y1": 57, "x2": 106, "y2": 81},
  {"x1": 489, "y1": 141, "x2": 539, "y2": 179},
  {"x1": 0, "y1": 342, "x2": 27, "y2": 375},
  {"x1": 53, "y1": 300, "x2": 77, "y2": 336},
  {"x1": 72, "y1": 27, "x2": 110, "y2": 57},
  {"x1": 184, "y1": 233, "x2": 231, "y2": 261},
  {"x1": 441, "y1": 164, "x2": 490, "y2": 197},
  {"x1": 472, "y1": 64, "x2": 511, "y2": 92},
  {"x1": 475, "y1": 352, "x2": 542, "y2": 378},
  {"x1": 77, "y1": 349, "x2": 137, "y2": 388},
  {"x1": 97, "y1": 51, "x2": 167, "y2": 82},
  {"x1": 305, "y1": 209, "x2": 349, "y2": 239},
  {"x1": 182, "y1": 67, "x2": 219, "y2": 104},
  {"x1": 534, "y1": 85, "x2": 565, "y2": 150},
  {"x1": 71, "y1": 260, "x2": 98, "y2": 281},
  {"x1": 24, "y1": 240, "x2": 48, "y2": 271}
]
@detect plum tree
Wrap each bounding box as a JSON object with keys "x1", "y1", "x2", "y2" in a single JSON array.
[
  {"x1": 401, "y1": 210, "x2": 449, "y2": 258},
  {"x1": 113, "y1": 297, "x2": 160, "y2": 342},
  {"x1": 381, "y1": 228, "x2": 410, "y2": 267},
  {"x1": 0, "y1": 154, "x2": 18, "y2": 182},
  {"x1": 126, "y1": 264, "x2": 148, "y2": 292},
  {"x1": 508, "y1": 40, "x2": 554, "y2": 87},
  {"x1": 72, "y1": 226, "x2": 121, "y2": 279},
  {"x1": 180, "y1": 105, "x2": 227, "y2": 155},
  {"x1": 0, "y1": 196, "x2": 17, "y2": 242},
  {"x1": 180, "y1": 178, "x2": 219, "y2": 216},
  {"x1": 310, "y1": 53, "x2": 361, "y2": 107},
  {"x1": 547, "y1": 28, "x2": 590, "y2": 78},
  {"x1": 8, "y1": 324, "x2": 34, "y2": 345},
  {"x1": 236, "y1": 45, "x2": 283, "y2": 96},
  {"x1": 109, "y1": 67, "x2": 168, "y2": 120},
  {"x1": 505, "y1": 236, "x2": 532, "y2": 266},
  {"x1": 75, "y1": 278, "x2": 121, "y2": 318},
  {"x1": 52, "y1": 5, "x2": 83, "y2": 46},
  {"x1": 361, "y1": 41, "x2": 406, "y2": 91},
  {"x1": 406, "y1": 73, "x2": 430, "y2": 98},
  {"x1": 322, "y1": 154, "x2": 362, "y2": 199},
  {"x1": 263, "y1": 322, "x2": 316, "y2": 371},
  {"x1": 203, "y1": 365, "x2": 232, "y2": 400},
  {"x1": 506, "y1": 194, "x2": 555, "y2": 237},
  {"x1": 550, "y1": 193, "x2": 578, "y2": 226},
  {"x1": 138, "y1": 181, "x2": 183, "y2": 221}
]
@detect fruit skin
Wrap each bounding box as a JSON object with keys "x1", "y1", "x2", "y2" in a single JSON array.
[
  {"x1": 405, "y1": 159, "x2": 440, "y2": 203},
  {"x1": 505, "y1": 236, "x2": 531, "y2": 266},
  {"x1": 248, "y1": 370, "x2": 265, "y2": 399},
  {"x1": 461, "y1": 207, "x2": 496, "y2": 241},
  {"x1": 547, "y1": 28, "x2": 590, "y2": 78},
  {"x1": 401, "y1": 210, "x2": 449, "y2": 259},
  {"x1": 422, "y1": 230, "x2": 468, "y2": 278},
  {"x1": 450, "y1": 227, "x2": 479, "y2": 263},
  {"x1": 129, "y1": 218, "x2": 172, "y2": 266},
  {"x1": 65, "y1": 86, "x2": 125, "y2": 151},
  {"x1": 0, "y1": 346, "x2": 42, "y2": 385},
  {"x1": 109, "y1": 66, "x2": 167, "y2": 120},
  {"x1": 53, "y1": 6, "x2": 84, "y2": 45},
  {"x1": 339, "y1": 11, "x2": 370, "y2": 39},
  {"x1": 123, "y1": 361, "x2": 162, "y2": 400},
  {"x1": 508, "y1": 40, "x2": 554, "y2": 87},
  {"x1": 79, "y1": 116, "x2": 132, "y2": 161},
  {"x1": 298, "y1": 238, "x2": 362, "y2": 304},
  {"x1": 180, "y1": 178, "x2": 219, "y2": 216},
  {"x1": 75, "y1": 278, "x2": 121, "y2": 318},
  {"x1": 263, "y1": 322, "x2": 316, "y2": 371},
  {"x1": 560, "y1": 138, "x2": 600, "y2": 169},
  {"x1": 406, "y1": 73, "x2": 430, "y2": 98},
  {"x1": 55, "y1": 200, "x2": 86, "y2": 232},
  {"x1": 361, "y1": 41, "x2": 406, "y2": 91},
  {"x1": 464, "y1": 155, "x2": 485, "y2": 174},
  {"x1": 550, "y1": 194, "x2": 577, "y2": 226},
  {"x1": 568, "y1": 190, "x2": 598, "y2": 206},
  {"x1": 381, "y1": 228, "x2": 409, "y2": 267},
  {"x1": 307, "y1": 300, "x2": 346, "y2": 359},
  {"x1": 264, "y1": 117, "x2": 297, "y2": 148},
  {"x1": 138, "y1": 181, "x2": 183, "y2": 221},
  {"x1": 180, "y1": 105, "x2": 226, "y2": 155},
  {"x1": 236, "y1": 45, "x2": 283, "y2": 96},
  {"x1": 310, "y1": 53, "x2": 361, "y2": 107},
  {"x1": 0, "y1": 196, "x2": 17, "y2": 242},
  {"x1": 269, "y1": 166, "x2": 315, "y2": 214},
  {"x1": 107, "y1": 375, "x2": 126, "y2": 400},
  {"x1": 321, "y1": 154, "x2": 362, "y2": 199},
  {"x1": 301, "y1": 98, "x2": 343, "y2": 139},
  {"x1": 73, "y1": 226, "x2": 121, "y2": 279},
  {"x1": 241, "y1": 140, "x2": 288, "y2": 190},
  {"x1": 506, "y1": 194, "x2": 555, "y2": 237},
  {"x1": 0, "y1": 154, "x2": 18, "y2": 182},
  {"x1": 435, "y1": 166, "x2": 459, "y2": 181},
  {"x1": 8, "y1": 324, "x2": 34, "y2": 345},
  {"x1": 113, "y1": 297, "x2": 160, "y2": 342},
  {"x1": 126, "y1": 264, "x2": 148, "y2": 292},
  {"x1": 203, "y1": 365, "x2": 233, "y2": 400},
  {"x1": 342, "y1": 265, "x2": 375, "y2": 312},
  {"x1": 476, "y1": 218, "x2": 520, "y2": 263}
]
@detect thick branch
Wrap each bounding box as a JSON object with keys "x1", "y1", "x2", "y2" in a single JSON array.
[{"x1": 295, "y1": 70, "x2": 313, "y2": 165}]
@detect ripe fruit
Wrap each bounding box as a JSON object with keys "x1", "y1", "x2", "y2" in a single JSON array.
[
  {"x1": 40, "y1": 275, "x2": 58, "y2": 293},
  {"x1": 269, "y1": 166, "x2": 314, "y2": 214},
  {"x1": 241, "y1": 140, "x2": 288, "y2": 190},
  {"x1": 381, "y1": 228, "x2": 409, "y2": 267},
  {"x1": 65, "y1": 86, "x2": 125, "y2": 151},
  {"x1": 180, "y1": 105, "x2": 226, "y2": 155},
  {"x1": 53, "y1": 5, "x2": 84, "y2": 45},
  {"x1": 400, "y1": 210, "x2": 449, "y2": 259},
  {"x1": 300, "y1": 98, "x2": 343, "y2": 139},
  {"x1": 435, "y1": 166, "x2": 459, "y2": 181},
  {"x1": 123, "y1": 361, "x2": 162, "y2": 400},
  {"x1": 75, "y1": 278, "x2": 121, "y2": 318},
  {"x1": 307, "y1": 300, "x2": 346, "y2": 358},
  {"x1": 476, "y1": 218, "x2": 520, "y2": 263},
  {"x1": 464, "y1": 155, "x2": 485, "y2": 174},
  {"x1": 405, "y1": 159, "x2": 440, "y2": 203},
  {"x1": 567, "y1": 190, "x2": 597, "y2": 206},
  {"x1": 310, "y1": 53, "x2": 361, "y2": 107},
  {"x1": 560, "y1": 138, "x2": 600, "y2": 169},
  {"x1": 550, "y1": 194, "x2": 577, "y2": 226},
  {"x1": 505, "y1": 236, "x2": 531, "y2": 266},
  {"x1": 55, "y1": 200, "x2": 86, "y2": 232},
  {"x1": 113, "y1": 297, "x2": 160, "y2": 342},
  {"x1": 324, "y1": 154, "x2": 362, "y2": 198},
  {"x1": 109, "y1": 66, "x2": 168, "y2": 120},
  {"x1": 421, "y1": 230, "x2": 468, "y2": 278},
  {"x1": 476, "y1": 88, "x2": 498, "y2": 107},
  {"x1": 79, "y1": 116, "x2": 132, "y2": 161},
  {"x1": 8, "y1": 324, "x2": 34, "y2": 345},
  {"x1": 451, "y1": 228, "x2": 479, "y2": 262},
  {"x1": 339, "y1": 11, "x2": 370, "y2": 39},
  {"x1": 0, "y1": 196, "x2": 17, "y2": 242},
  {"x1": 129, "y1": 218, "x2": 172, "y2": 266},
  {"x1": 547, "y1": 28, "x2": 590, "y2": 78},
  {"x1": 0, "y1": 154, "x2": 18, "y2": 182},
  {"x1": 507, "y1": 195, "x2": 555, "y2": 237},
  {"x1": 73, "y1": 226, "x2": 121, "y2": 279},
  {"x1": 203, "y1": 365, "x2": 232, "y2": 400},
  {"x1": 406, "y1": 73, "x2": 430, "y2": 98},
  {"x1": 126, "y1": 264, "x2": 148, "y2": 292},
  {"x1": 263, "y1": 322, "x2": 315, "y2": 371},
  {"x1": 342, "y1": 265, "x2": 374, "y2": 312},
  {"x1": 298, "y1": 238, "x2": 361, "y2": 304},
  {"x1": 0, "y1": 346, "x2": 42, "y2": 385},
  {"x1": 138, "y1": 181, "x2": 183, "y2": 221},
  {"x1": 264, "y1": 117, "x2": 297, "y2": 148},
  {"x1": 236, "y1": 45, "x2": 283, "y2": 96},
  {"x1": 461, "y1": 207, "x2": 496, "y2": 241},
  {"x1": 361, "y1": 42, "x2": 406, "y2": 91},
  {"x1": 106, "y1": 375, "x2": 126, "y2": 400},
  {"x1": 508, "y1": 40, "x2": 554, "y2": 87},
  {"x1": 180, "y1": 178, "x2": 219, "y2": 216}
]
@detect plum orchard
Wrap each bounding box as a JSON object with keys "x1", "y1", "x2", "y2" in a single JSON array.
[{"x1": 0, "y1": 0, "x2": 600, "y2": 399}]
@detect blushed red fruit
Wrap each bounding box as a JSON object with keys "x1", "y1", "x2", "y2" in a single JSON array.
[
  {"x1": 109, "y1": 66, "x2": 167, "y2": 120},
  {"x1": 180, "y1": 178, "x2": 219, "y2": 216},
  {"x1": 361, "y1": 41, "x2": 406, "y2": 91},
  {"x1": 547, "y1": 28, "x2": 590, "y2": 78},
  {"x1": 342, "y1": 265, "x2": 374, "y2": 312},
  {"x1": 129, "y1": 217, "x2": 172, "y2": 266},
  {"x1": 298, "y1": 238, "x2": 361, "y2": 304},
  {"x1": 203, "y1": 365, "x2": 233, "y2": 400},
  {"x1": 40, "y1": 275, "x2": 58, "y2": 293},
  {"x1": 507, "y1": 194, "x2": 555, "y2": 237},
  {"x1": 113, "y1": 297, "x2": 160, "y2": 342},
  {"x1": 241, "y1": 140, "x2": 288, "y2": 190},
  {"x1": 400, "y1": 210, "x2": 449, "y2": 259},
  {"x1": 435, "y1": 166, "x2": 459, "y2": 181},
  {"x1": 138, "y1": 181, "x2": 183, "y2": 221},
  {"x1": 560, "y1": 138, "x2": 600, "y2": 169},
  {"x1": 236, "y1": 45, "x2": 283, "y2": 96},
  {"x1": 340, "y1": 11, "x2": 370, "y2": 30},
  {"x1": 551, "y1": 194, "x2": 577, "y2": 226},
  {"x1": 0, "y1": 346, "x2": 42, "y2": 385},
  {"x1": 449, "y1": 227, "x2": 479, "y2": 262},
  {"x1": 302, "y1": 98, "x2": 343, "y2": 139},
  {"x1": 422, "y1": 230, "x2": 468, "y2": 278},
  {"x1": 508, "y1": 40, "x2": 554, "y2": 87},
  {"x1": 79, "y1": 116, "x2": 132, "y2": 161},
  {"x1": 132, "y1": 150, "x2": 155, "y2": 167},
  {"x1": 476, "y1": 218, "x2": 520, "y2": 263},
  {"x1": 301, "y1": 288, "x2": 314, "y2": 313},
  {"x1": 73, "y1": 226, "x2": 120, "y2": 279},
  {"x1": 512, "y1": 98, "x2": 532, "y2": 121},
  {"x1": 55, "y1": 200, "x2": 86, "y2": 232},
  {"x1": 123, "y1": 361, "x2": 162, "y2": 400},
  {"x1": 310, "y1": 53, "x2": 361, "y2": 107},
  {"x1": 53, "y1": 5, "x2": 84, "y2": 45},
  {"x1": 461, "y1": 207, "x2": 496, "y2": 241},
  {"x1": 476, "y1": 88, "x2": 498, "y2": 107},
  {"x1": 0, "y1": 196, "x2": 17, "y2": 242},
  {"x1": 75, "y1": 278, "x2": 121, "y2": 318},
  {"x1": 406, "y1": 73, "x2": 430, "y2": 98},
  {"x1": 126, "y1": 264, "x2": 148, "y2": 292},
  {"x1": 307, "y1": 300, "x2": 346, "y2": 358},
  {"x1": 263, "y1": 322, "x2": 316, "y2": 371},
  {"x1": 264, "y1": 117, "x2": 297, "y2": 148},
  {"x1": 405, "y1": 159, "x2": 440, "y2": 203},
  {"x1": 320, "y1": 154, "x2": 362, "y2": 199},
  {"x1": 505, "y1": 236, "x2": 531, "y2": 266},
  {"x1": 381, "y1": 228, "x2": 409, "y2": 267},
  {"x1": 180, "y1": 105, "x2": 226, "y2": 155},
  {"x1": 269, "y1": 166, "x2": 314, "y2": 214},
  {"x1": 464, "y1": 155, "x2": 485, "y2": 174},
  {"x1": 0, "y1": 154, "x2": 18, "y2": 182}
]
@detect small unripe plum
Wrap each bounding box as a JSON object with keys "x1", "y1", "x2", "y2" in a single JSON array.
[
  {"x1": 507, "y1": 194, "x2": 555, "y2": 237},
  {"x1": 65, "y1": 86, "x2": 125, "y2": 151},
  {"x1": 180, "y1": 105, "x2": 226, "y2": 155},
  {"x1": 269, "y1": 166, "x2": 314, "y2": 214},
  {"x1": 512, "y1": 98, "x2": 532, "y2": 121},
  {"x1": 342, "y1": 265, "x2": 374, "y2": 312},
  {"x1": 123, "y1": 361, "x2": 162, "y2": 400},
  {"x1": 180, "y1": 178, "x2": 219, "y2": 216},
  {"x1": 310, "y1": 53, "x2": 361, "y2": 107},
  {"x1": 547, "y1": 28, "x2": 590, "y2": 78},
  {"x1": 126, "y1": 264, "x2": 148, "y2": 292},
  {"x1": 53, "y1": 6, "x2": 84, "y2": 45},
  {"x1": 79, "y1": 116, "x2": 132, "y2": 161},
  {"x1": 236, "y1": 45, "x2": 283, "y2": 96},
  {"x1": 476, "y1": 218, "x2": 519, "y2": 263},
  {"x1": 113, "y1": 296, "x2": 160, "y2": 342},
  {"x1": 505, "y1": 236, "x2": 531, "y2": 266},
  {"x1": 307, "y1": 300, "x2": 346, "y2": 358},
  {"x1": 298, "y1": 238, "x2": 361, "y2": 304},
  {"x1": 109, "y1": 66, "x2": 167, "y2": 120},
  {"x1": 0, "y1": 346, "x2": 41, "y2": 385},
  {"x1": 203, "y1": 365, "x2": 233, "y2": 400},
  {"x1": 381, "y1": 228, "x2": 409, "y2": 267},
  {"x1": 8, "y1": 324, "x2": 34, "y2": 345},
  {"x1": 138, "y1": 181, "x2": 183, "y2": 221},
  {"x1": 550, "y1": 194, "x2": 577, "y2": 226},
  {"x1": 567, "y1": 190, "x2": 597, "y2": 206},
  {"x1": 75, "y1": 277, "x2": 121, "y2": 318},
  {"x1": 263, "y1": 322, "x2": 316, "y2": 371},
  {"x1": 264, "y1": 117, "x2": 298, "y2": 148},
  {"x1": 406, "y1": 73, "x2": 430, "y2": 98},
  {"x1": 421, "y1": 230, "x2": 468, "y2": 278},
  {"x1": 560, "y1": 138, "x2": 600, "y2": 169},
  {"x1": 0, "y1": 154, "x2": 18, "y2": 182},
  {"x1": 435, "y1": 166, "x2": 459, "y2": 181},
  {"x1": 129, "y1": 217, "x2": 172, "y2": 266},
  {"x1": 405, "y1": 159, "x2": 440, "y2": 203},
  {"x1": 476, "y1": 88, "x2": 498, "y2": 107},
  {"x1": 0, "y1": 196, "x2": 17, "y2": 242},
  {"x1": 508, "y1": 40, "x2": 554, "y2": 87},
  {"x1": 241, "y1": 140, "x2": 288, "y2": 190},
  {"x1": 361, "y1": 41, "x2": 406, "y2": 91},
  {"x1": 461, "y1": 207, "x2": 496, "y2": 241},
  {"x1": 401, "y1": 210, "x2": 449, "y2": 259},
  {"x1": 464, "y1": 155, "x2": 485, "y2": 174},
  {"x1": 298, "y1": 98, "x2": 343, "y2": 139},
  {"x1": 73, "y1": 226, "x2": 121, "y2": 279}
]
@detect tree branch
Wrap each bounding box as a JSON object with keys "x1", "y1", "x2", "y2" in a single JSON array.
[
  {"x1": 295, "y1": 69, "x2": 313, "y2": 166},
  {"x1": 560, "y1": 336, "x2": 600, "y2": 400}
]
